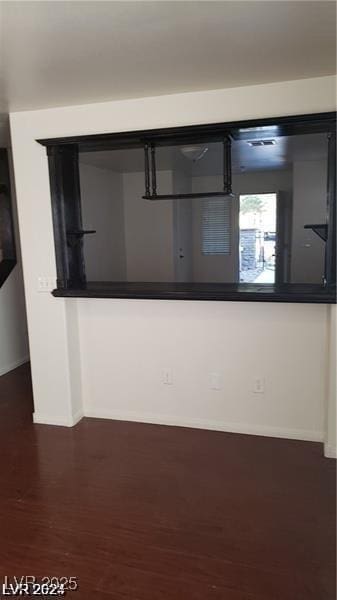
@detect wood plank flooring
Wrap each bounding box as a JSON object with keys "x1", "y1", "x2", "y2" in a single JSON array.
[{"x1": 0, "y1": 364, "x2": 335, "y2": 599}]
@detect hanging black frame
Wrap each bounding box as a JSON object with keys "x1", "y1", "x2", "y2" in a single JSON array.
[{"x1": 142, "y1": 137, "x2": 233, "y2": 200}]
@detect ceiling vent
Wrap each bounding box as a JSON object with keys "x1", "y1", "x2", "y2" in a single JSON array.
[{"x1": 247, "y1": 139, "x2": 276, "y2": 147}]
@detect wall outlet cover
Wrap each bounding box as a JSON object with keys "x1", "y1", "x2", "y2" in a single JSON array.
[
  {"x1": 162, "y1": 368, "x2": 173, "y2": 385},
  {"x1": 210, "y1": 372, "x2": 222, "y2": 390},
  {"x1": 253, "y1": 377, "x2": 265, "y2": 394}
]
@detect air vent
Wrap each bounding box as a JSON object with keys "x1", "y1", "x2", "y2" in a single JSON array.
[{"x1": 247, "y1": 139, "x2": 276, "y2": 147}]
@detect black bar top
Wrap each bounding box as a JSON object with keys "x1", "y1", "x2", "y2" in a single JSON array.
[{"x1": 52, "y1": 281, "x2": 337, "y2": 304}]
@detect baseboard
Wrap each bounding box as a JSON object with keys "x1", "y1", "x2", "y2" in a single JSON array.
[
  {"x1": 72, "y1": 409, "x2": 84, "y2": 426},
  {"x1": 84, "y1": 408, "x2": 324, "y2": 443},
  {"x1": 33, "y1": 409, "x2": 83, "y2": 427},
  {"x1": 324, "y1": 443, "x2": 337, "y2": 459},
  {"x1": 0, "y1": 355, "x2": 29, "y2": 377},
  {"x1": 30, "y1": 405, "x2": 326, "y2": 443}
]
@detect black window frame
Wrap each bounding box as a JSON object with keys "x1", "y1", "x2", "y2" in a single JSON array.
[{"x1": 38, "y1": 112, "x2": 336, "y2": 304}]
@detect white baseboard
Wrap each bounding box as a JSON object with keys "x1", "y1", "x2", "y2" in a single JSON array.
[
  {"x1": 84, "y1": 408, "x2": 324, "y2": 443},
  {"x1": 72, "y1": 409, "x2": 84, "y2": 426},
  {"x1": 0, "y1": 355, "x2": 29, "y2": 377},
  {"x1": 324, "y1": 443, "x2": 337, "y2": 459},
  {"x1": 33, "y1": 409, "x2": 83, "y2": 428},
  {"x1": 30, "y1": 406, "x2": 326, "y2": 445}
]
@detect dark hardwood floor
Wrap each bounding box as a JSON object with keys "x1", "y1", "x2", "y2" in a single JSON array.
[{"x1": 0, "y1": 364, "x2": 335, "y2": 599}]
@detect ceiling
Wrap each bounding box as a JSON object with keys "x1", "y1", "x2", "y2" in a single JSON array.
[
  {"x1": 80, "y1": 134, "x2": 329, "y2": 175},
  {"x1": 0, "y1": 1, "x2": 336, "y2": 118}
]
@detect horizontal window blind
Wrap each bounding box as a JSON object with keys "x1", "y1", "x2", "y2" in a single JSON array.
[{"x1": 201, "y1": 197, "x2": 231, "y2": 255}]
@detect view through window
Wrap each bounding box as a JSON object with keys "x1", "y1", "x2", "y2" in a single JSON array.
[{"x1": 239, "y1": 193, "x2": 277, "y2": 284}]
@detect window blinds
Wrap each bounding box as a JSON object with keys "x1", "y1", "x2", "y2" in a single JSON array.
[{"x1": 201, "y1": 197, "x2": 231, "y2": 255}]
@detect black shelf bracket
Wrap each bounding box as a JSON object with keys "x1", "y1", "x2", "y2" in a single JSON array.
[
  {"x1": 67, "y1": 229, "x2": 96, "y2": 248},
  {"x1": 304, "y1": 224, "x2": 328, "y2": 242}
]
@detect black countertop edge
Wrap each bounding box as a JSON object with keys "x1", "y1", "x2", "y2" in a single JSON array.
[
  {"x1": 0, "y1": 259, "x2": 16, "y2": 289},
  {"x1": 52, "y1": 283, "x2": 337, "y2": 304}
]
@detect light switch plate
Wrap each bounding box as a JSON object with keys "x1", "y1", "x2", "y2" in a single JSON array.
[
  {"x1": 162, "y1": 368, "x2": 173, "y2": 385},
  {"x1": 37, "y1": 276, "x2": 56, "y2": 292},
  {"x1": 253, "y1": 377, "x2": 265, "y2": 394},
  {"x1": 210, "y1": 372, "x2": 222, "y2": 390}
]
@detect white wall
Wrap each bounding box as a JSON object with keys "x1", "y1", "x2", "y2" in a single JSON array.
[
  {"x1": 291, "y1": 160, "x2": 327, "y2": 284},
  {"x1": 0, "y1": 266, "x2": 29, "y2": 375},
  {"x1": 80, "y1": 162, "x2": 126, "y2": 281},
  {"x1": 325, "y1": 305, "x2": 336, "y2": 458},
  {"x1": 80, "y1": 166, "x2": 190, "y2": 283},
  {"x1": 0, "y1": 138, "x2": 29, "y2": 376},
  {"x1": 80, "y1": 299, "x2": 327, "y2": 440},
  {"x1": 9, "y1": 75, "x2": 336, "y2": 453},
  {"x1": 232, "y1": 169, "x2": 293, "y2": 196},
  {"x1": 123, "y1": 170, "x2": 175, "y2": 282},
  {"x1": 173, "y1": 168, "x2": 193, "y2": 282}
]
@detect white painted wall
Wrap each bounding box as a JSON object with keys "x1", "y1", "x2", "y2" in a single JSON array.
[
  {"x1": 9, "y1": 75, "x2": 336, "y2": 453},
  {"x1": 173, "y1": 168, "x2": 193, "y2": 282},
  {"x1": 325, "y1": 305, "x2": 337, "y2": 458},
  {"x1": 232, "y1": 169, "x2": 293, "y2": 196},
  {"x1": 80, "y1": 166, "x2": 176, "y2": 282},
  {"x1": 80, "y1": 299, "x2": 327, "y2": 441},
  {"x1": 291, "y1": 160, "x2": 327, "y2": 284},
  {"x1": 0, "y1": 266, "x2": 29, "y2": 375},
  {"x1": 0, "y1": 140, "x2": 29, "y2": 376},
  {"x1": 79, "y1": 162, "x2": 126, "y2": 281},
  {"x1": 123, "y1": 170, "x2": 175, "y2": 282}
]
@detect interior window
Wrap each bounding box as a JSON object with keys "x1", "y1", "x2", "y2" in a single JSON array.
[
  {"x1": 42, "y1": 113, "x2": 336, "y2": 300},
  {"x1": 76, "y1": 131, "x2": 330, "y2": 285}
]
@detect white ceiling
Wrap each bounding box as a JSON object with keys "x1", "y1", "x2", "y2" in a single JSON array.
[
  {"x1": 1, "y1": 1, "x2": 336, "y2": 117},
  {"x1": 80, "y1": 134, "x2": 328, "y2": 175}
]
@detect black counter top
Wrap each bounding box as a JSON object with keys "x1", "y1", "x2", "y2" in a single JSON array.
[{"x1": 52, "y1": 281, "x2": 336, "y2": 304}]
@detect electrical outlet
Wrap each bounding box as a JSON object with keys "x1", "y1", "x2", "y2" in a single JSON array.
[
  {"x1": 253, "y1": 377, "x2": 265, "y2": 394},
  {"x1": 162, "y1": 368, "x2": 173, "y2": 385},
  {"x1": 210, "y1": 372, "x2": 222, "y2": 390},
  {"x1": 37, "y1": 276, "x2": 56, "y2": 292}
]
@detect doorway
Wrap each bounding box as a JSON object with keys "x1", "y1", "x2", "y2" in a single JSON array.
[{"x1": 239, "y1": 193, "x2": 277, "y2": 284}]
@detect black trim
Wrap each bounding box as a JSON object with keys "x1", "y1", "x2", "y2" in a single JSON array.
[
  {"x1": 143, "y1": 192, "x2": 234, "y2": 201},
  {"x1": 52, "y1": 282, "x2": 336, "y2": 304},
  {"x1": 326, "y1": 132, "x2": 336, "y2": 285},
  {"x1": 37, "y1": 112, "x2": 336, "y2": 152},
  {"x1": 0, "y1": 259, "x2": 16, "y2": 288},
  {"x1": 0, "y1": 149, "x2": 16, "y2": 288},
  {"x1": 47, "y1": 145, "x2": 86, "y2": 288}
]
